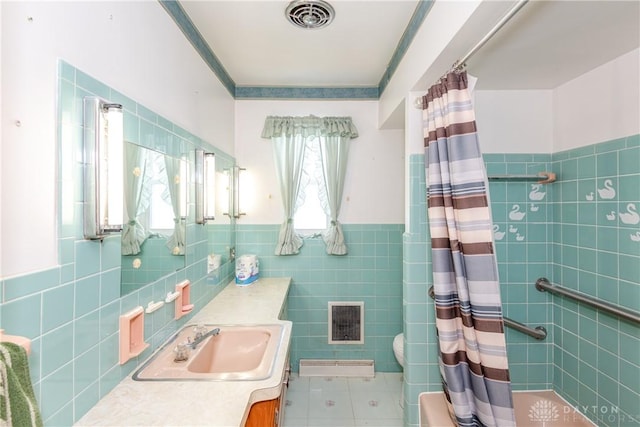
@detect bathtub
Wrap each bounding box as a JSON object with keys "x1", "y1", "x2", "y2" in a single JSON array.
[{"x1": 419, "y1": 390, "x2": 596, "y2": 426}]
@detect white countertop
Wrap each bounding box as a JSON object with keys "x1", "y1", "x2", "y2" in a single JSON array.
[{"x1": 76, "y1": 277, "x2": 292, "y2": 427}]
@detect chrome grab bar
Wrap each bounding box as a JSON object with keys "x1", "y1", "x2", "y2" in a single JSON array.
[
  {"x1": 428, "y1": 286, "x2": 547, "y2": 340},
  {"x1": 536, "y1": 278, "x2": 640, "y2": 325}
]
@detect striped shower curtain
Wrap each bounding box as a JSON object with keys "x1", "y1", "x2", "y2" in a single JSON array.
[{"x1": 422, "y1": 71, "x2": 515, "y2": 426}]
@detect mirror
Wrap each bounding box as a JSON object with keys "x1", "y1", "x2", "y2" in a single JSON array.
[
  {"x1": 206, "y1": 153, "x2": 236, "y2": 278},
  {"x1": 120, "y1": 142, "x2": 188, "y2": 295}
]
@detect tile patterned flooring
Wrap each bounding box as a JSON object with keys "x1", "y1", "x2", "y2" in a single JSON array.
[{"x1": 282, "y1": 373, "x2": 404, "y2": 427}]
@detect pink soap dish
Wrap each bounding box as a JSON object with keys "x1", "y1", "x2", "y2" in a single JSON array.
[
  {"x1": 119, "y1": 306, "x2": 150, "y2": 365},
  {"x1": 174, "y1": 280, "x2": 192, "y2": 320}
]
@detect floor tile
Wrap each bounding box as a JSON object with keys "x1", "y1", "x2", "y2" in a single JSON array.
[
  {"x1": 283, "y1": 417, "x2": 306, "y2": 427},
  {"x1": 284, "y1": 391, "x2": 309, "y2": 419},
  {"x1": 309, "y1": 376, "x2": 350, "y2": 392},
  {"x1": 283, "y1": 373, "x2": 404, "y2": 427},
  {"x1": 350, "y1": 390, "x2": 403, "y2": 420},
  {"x1": 348, "y1": 375, "x2": 389, "y2": 392},
  {"x1": 308, "y1": 418, "x2": 356, "y2": 426},
  {"x1": 308, "y1": 390, "x2": 354, "y2": 419},
  {"x1": 354, "y1": 419, "x2": 403, "y2": 426},
  {"x1": 288, "y1": 373, "x2": 310, "y2": 394}
]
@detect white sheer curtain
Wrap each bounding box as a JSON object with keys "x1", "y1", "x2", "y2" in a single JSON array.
[
  {"x1": 271, "y1": 133, "x2": 307, "y2": 255},
  {"x1": 164, "y1": 155, "x2": 185, "y2": 255},
  {"x1": 262, "y1": 115, "x2": 357, "y2": 256},
  {"x1": 122, "y1": 143, "x2": 148, "y2": 255},
  {"x1": 316, "y1": 132, "x2": 350, "y2": 255}
]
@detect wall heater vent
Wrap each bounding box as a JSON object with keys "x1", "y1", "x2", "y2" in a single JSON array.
[
  {"x1": 328, "y1": 301, "x2": 364, "y2": 345},
  {"x1": 299, "y1": 359, "x2": 375, "y2": 377}
]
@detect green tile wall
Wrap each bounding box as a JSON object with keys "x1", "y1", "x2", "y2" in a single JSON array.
[
  {"x1": 405, "y1": 135, "x2": 640, "y2": 427},
  {"x1": 485, "y1": 153, "x2": 554, "y2": 391},
  {"x1": 235, "y1": 224, "x2": 404, "y2": 373},
  {"x1": 551, "y1": 134, "x2": 640, "y2": 427},
  {"x1": 403, "y1": 155, "x2": 437, "y2": 426},
  {"x1": 121, "y1": 237, "x2": 185, "y2": 294},
  {"x1": 0, "y1": 61, "x2": 235, "y2": 426},
  {"x1": 403, "y1": 153, "x2": 555, "y2": 426}
]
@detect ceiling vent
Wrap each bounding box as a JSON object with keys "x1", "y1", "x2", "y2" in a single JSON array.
[{"x1": 286, "y1": 0, "x2": 335, "y2": 30}]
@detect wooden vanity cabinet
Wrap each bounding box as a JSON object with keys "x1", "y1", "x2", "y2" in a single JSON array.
[
  {"x1": 245, "y1": 397, "x2": 281, "y2": 427},
  {"x1": 245, "y1": 362, "x2": 290, "y2": 427}
]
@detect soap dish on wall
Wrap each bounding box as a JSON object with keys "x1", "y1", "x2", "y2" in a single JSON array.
[
  {"x1": 174, "y1": 280, "x2": 193, "y2": 320},
  {"x1": 119, "y1": 306, "x2": 149, "y2": 365}
]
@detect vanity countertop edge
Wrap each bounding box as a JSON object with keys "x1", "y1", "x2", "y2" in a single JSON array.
[{"x1": 75, "y1": 277, "x2": 292, "y2": 427}]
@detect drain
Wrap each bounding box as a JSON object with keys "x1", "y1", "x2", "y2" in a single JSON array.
[{"x1": 285, "y1": 0, "x2": 335, "y2": 29}]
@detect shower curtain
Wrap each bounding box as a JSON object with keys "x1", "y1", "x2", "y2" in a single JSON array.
[{"x1": 422, "y1": 71, "x2": 515, "y2": 426}]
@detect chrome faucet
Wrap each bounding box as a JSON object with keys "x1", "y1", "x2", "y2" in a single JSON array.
[{"x1": 189, "y1": 326, "x2": 220, "y2": 349}]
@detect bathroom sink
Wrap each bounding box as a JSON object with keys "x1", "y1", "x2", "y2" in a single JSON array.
[
  {"x1": 188, "y1": 328, "x2": 271, "y2": 374},
  {"x1": 132, "y1": 324, "x2": 284, "y2": 381}
]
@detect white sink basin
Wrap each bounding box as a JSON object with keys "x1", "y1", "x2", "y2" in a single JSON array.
[{"x1": 133, "y1": 324, "x2": 284, "y2": 381}]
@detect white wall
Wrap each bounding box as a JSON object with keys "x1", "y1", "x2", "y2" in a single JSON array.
[
  {"x1": 405, "y1": 48, "x2": 640, "y2": 157},
  {"x1": 378, "y1": 0, "x2": 482, "y2": 128},
  {"x1": 235, "y1": 100, "x2": 405, "y2": 225},
  {"x1": 474, "y1": 90, "x2": 554, "y2": 153},
  {"x1": 405, "y1": 88, "x2": 553, "y2": 156},
  {"x1": 1, "y1": 1, "x2": 235, "y2": 278},
  {"x1": 553, "y1": 48, "x2": 640, "y2": 151}
]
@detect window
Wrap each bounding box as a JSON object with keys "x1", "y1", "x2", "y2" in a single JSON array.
[
  {"x1": 262, "y1": 114, "x2": 356, "y2": 255},
  {"x1": 294, "y1": 138, "x2": 328, "y2": 233}
]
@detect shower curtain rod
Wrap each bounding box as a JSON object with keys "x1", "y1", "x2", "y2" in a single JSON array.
[
  {"x1": 414, "y1": 0, "x2": 529, "y2": 109},
  {"x1": 452, "y1": 0, "x2": 529, "y2": 73}
]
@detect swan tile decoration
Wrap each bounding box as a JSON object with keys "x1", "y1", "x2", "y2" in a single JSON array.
[
  {"x1": 509, "y1": 225, "x2": 518, "y2": 233},
  {"x1": 509, "y1": 204, "x2": 526, "y2": 221},
  {"x1": 597, "y1": 179, "x2": 616, "y2": 200},
  {"x1": 515, "y1": 233, "x2": 525, "y2": 241},
  {"x1": 606, "y1": 211, "x2": 616, "y2": 221},
  {"x1": 530, "y1": 203, "x2": 539, "y2": 212},
  {"x1": 493, "y1": 224, "x2": 505, "y2": 241},
  {"x1": 528, "y1": 184, "x2": 546, "y2": 201},
  {"x1": 585, "y1": 192, "x2": 594, "y2": 201},
  {"x1": 631, "y1": 232, "x2": 640, "y2": 242},
  {"x1": 619, "y1": 203, "x2": 639, "y2": 225}
]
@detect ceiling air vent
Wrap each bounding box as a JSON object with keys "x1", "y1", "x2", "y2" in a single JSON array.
[{"x1": 286, "y1": 0, "x2": 335, "y2": 30}]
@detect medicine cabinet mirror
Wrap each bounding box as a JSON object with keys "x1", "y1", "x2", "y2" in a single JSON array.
[{"x1": 120, "y1": 143, "x2": 188, "y2": 295}]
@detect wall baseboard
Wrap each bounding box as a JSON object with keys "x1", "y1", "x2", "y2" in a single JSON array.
[{"x1": 299, "y1": 359, "x2": 375, "y2": 377}]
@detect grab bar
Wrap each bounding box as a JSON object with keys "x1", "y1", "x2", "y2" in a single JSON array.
[
  {"x1": 536, "y1": 278, "x2": 640, "y2": 325},
  {"x1": 428, "y1": 286, "x2": 547, "y2": 340}
]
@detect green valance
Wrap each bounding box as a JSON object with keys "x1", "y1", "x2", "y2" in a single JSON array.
[{"x1": 261, "y1": 115, "x2": 359, "y2": 139}]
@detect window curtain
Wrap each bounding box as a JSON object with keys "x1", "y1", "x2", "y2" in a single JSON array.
[
  {"x1": 262, "y1": 117, "x2": 308, "y2": 255},
  {"x1": 316, "y1": 118, "x2": 355, "y2": 255},
  {"x1": 164, "y1": 155, "x2": 185, "y2": 255},
  {"x1": 122, "y1": 143, "x2": 148, "y2": 255},
  {"x1": 422, "y1": 71, "x2": 515, "y2": 426},
  {"x1": 262, "y1": 116, "x2": 357, "y2": 256}
]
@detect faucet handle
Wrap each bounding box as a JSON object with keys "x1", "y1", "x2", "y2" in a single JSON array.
[
  {"x1": 173, "y1": 343, "x2": 190, "y2": 362},
  {"x1": 193, "y1": 324, "x2": 207, "y2": 340}
]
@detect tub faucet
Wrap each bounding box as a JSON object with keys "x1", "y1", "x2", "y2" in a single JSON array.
[{"x1": 189, "y1": 327, "x2": 220, "y2": 349}]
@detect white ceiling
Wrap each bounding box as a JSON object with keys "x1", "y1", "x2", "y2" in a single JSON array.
[
  {"x1": 179, "y1": 0, "x2": 640, "y2": 92},
  {"x1": 466, "y1": 0, "x2": 640, "y2": 90},
  {"x1": 180, "y1": 0, "x2": 419, "y2": 88}
]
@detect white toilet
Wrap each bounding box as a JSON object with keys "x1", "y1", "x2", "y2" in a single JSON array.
[
  {"x1": 393, "y1": 333, "x2": 404, "y2": 367},
  {"x1": 393, "y1": 333, "x2": 404, "y2": 408}
]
